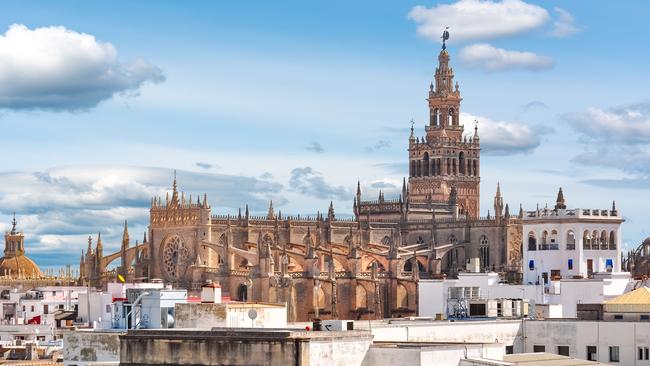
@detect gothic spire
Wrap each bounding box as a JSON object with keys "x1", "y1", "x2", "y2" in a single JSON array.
[
  {"x1": 327, "y1": 201, "x2": 335, "y2": 221},
  {"x1": 121, "y1": 220, "x2": 130, "y2": 249},
  {"x1": 555, "y1": 187, "x2": 566, "y2": 210},
  {"x1": 494, "y1": 182, "x2": 503, "y2": 218},
  {"x1": 170, "y1": 170, "x2": 179, "y2": 206},
  {"x1": 267, "y1": 200, "x2": 275, "y2": 220},
  {"x1": 87, "y1": 235, "x2": 93, "y2": 255},
  {"x1": 96, "y1": 232, "x2": 103, "y2": 254}
]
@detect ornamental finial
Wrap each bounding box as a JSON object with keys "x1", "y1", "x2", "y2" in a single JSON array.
[
  {"x1": 10, "y1": 212, "x2": 17, "y2": 235},
  {"x1": 441, "y1": 27, "x2": 450, "y2": 50}
]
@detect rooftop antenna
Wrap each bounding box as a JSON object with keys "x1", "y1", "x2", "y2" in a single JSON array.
[{"x1": 441, "y1": 27, "x2": 450, "y2": 50}]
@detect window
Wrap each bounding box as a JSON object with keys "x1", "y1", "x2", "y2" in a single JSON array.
[
  {"x1": 614, "y1": 314, "x2": 623, "y2": 320},
  {"x1": 609, "y1": 346, "x2": 620, "y2": 362},
  {"x1": 529, "y1": 260, "x2": 535, "y2": 271},
  {"x1": 558, "y1": 346, "x2": 570, "y2": 356},
  {"x1": 534, "y1": 345, "x2": 546, "y2": 353},
  {"x1": 528, "y1": 232, "x2": 537, "y2": 251},
  {"x1": 587, "y1": 346, "x2": 597, "y2": 361},
  {"x1": 105, "y1": 304, "x2": 112, "y2": 313},
  {"x1": 43, "y1": 304, "x2": 48, "y2": 314},
  {"x1": 480, "y1": 235, "x2": 489, "y2": 269},
  {"x1": 30, "y1": 305, "x2": 34, "y2": 312},
  {"x1": 638, "y1": 347, "x2": 650, "y2": 360},
  {"x1": 609, "y1": 231, "x2": 616, "y2": 250},
  {"x1": 641, "y1": 315, "x2": 649, "y2": 321},
  {"x1": 469, "y1": 303, "x2": 487, "y2": 316},
  {"x1": 506, "y1": 346, "x2": 514, "y2": 354},
  {"x1": 606, "y1": 259, "x2": 614, "y2": 272},
  {"x1": 568, "y1": 259, "x2": 574, "y2": 270},
  {"x1": 566, "y1": 230, "x2": 576, "y2": 250}
]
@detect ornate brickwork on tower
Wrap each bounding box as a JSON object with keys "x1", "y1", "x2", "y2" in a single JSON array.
[{"x1": 408, "y1": 47, "x2": 480, "y2": 218}]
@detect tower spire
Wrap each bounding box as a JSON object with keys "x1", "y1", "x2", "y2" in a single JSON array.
[
  {"x1": 555, "y1": 187, "x2": 566, "y2": 210},
  {"x1": 267, "y1": 200, "x2": 275, "y2": 220},
  {"x1": 122, "y1": 220, "x2": 130, "y2": 249},
  {"x1": 494, "y1": 182, "x2": 504, "y2": 219}
]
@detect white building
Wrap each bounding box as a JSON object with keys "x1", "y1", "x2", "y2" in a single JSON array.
[
  {"x1": 77, "y1": 282, "x2": 165, "y2": 329},
  {"x1": 419, "y1": 270, "x2": 631, "y2": 319},
  {"x1": 357, "y1": 317, "x2": 650, "y2": 365},
  {"x1": 523, "y1": 188, "x2": 623, "y2": 285},
  {"x1": 0, "y1": 286, "x2": 87, "y2": 325},
  {"x1": 419, "y1": 272, "x2": 544, "y2": 319}
]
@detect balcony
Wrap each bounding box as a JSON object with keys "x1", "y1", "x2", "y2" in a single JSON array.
[{"x1": 538, "y1": 243, "x2": 559, "y2": 251}]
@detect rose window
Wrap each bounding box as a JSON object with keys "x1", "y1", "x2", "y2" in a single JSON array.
[{"x1": 162, "y1": 235, "x2": 190, "y2": 280}]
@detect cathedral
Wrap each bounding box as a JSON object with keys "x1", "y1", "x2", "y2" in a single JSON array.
[{"x1": 80, "y1": 41, "x2": 524, "y2": 322}]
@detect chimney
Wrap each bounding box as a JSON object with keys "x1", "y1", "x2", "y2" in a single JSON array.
[{"x1": 201, "y1": 280, "x2": 222, "y2": 304}]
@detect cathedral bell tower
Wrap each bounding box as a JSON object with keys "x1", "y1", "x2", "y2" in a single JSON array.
[{"x1": 408, "y1": 30, "x2": 481, "y2": 217}]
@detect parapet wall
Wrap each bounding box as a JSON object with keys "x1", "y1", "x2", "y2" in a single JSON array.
[{"x1": 119, "y1": 329, "x2": 373, "y2": 366}]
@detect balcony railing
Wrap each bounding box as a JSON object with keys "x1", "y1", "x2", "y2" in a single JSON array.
[{"x1": 538, "y1": 244, "x2": 559, "y2": 250}]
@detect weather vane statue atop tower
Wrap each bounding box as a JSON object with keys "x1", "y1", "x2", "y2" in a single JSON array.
[{"x1": 441, "y1": 27, "x2": 450, "y2": 50}]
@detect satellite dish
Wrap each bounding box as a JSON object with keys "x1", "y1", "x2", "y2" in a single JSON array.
[{"x1": 248, "y1": 309, "x2": 258, "y2": 320}]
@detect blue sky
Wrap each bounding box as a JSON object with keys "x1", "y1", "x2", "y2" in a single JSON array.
[{"x1": 0, "y1": 0, "x2": 648, "y2": 268}]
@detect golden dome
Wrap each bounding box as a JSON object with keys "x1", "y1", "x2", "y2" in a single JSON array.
[{"x1": 0, "y1": 254, "x2": 42, "y2": 278}]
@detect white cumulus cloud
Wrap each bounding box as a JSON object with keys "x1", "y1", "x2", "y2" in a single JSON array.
[
  {"x1": 459, "y1": 43, "x2": 554, "y2": 71},
  {"x1": 564, "y1": 102, "x2": 650, "y2": 144},
  {"x1": 461, "y1": 112, "x2": 550, "y2": 155},
  {"x1": 0, "y1": 24, "x2": 164, "y2": 111},
  {"x1": 550, "y1": 7, "x2": 580, "y2": 38},
  {"x1": 408, "y1": 0, "x2": 549, "y2": 43}
]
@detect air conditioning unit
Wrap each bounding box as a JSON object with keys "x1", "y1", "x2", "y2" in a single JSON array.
[{"x1": 322, "y1": 320, "x2": 354, "y2": 331}]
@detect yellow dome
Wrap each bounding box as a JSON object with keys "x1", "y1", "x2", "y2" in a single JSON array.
[{"x1": 0, "y1": 255, "x2": 42, "y2": 278}]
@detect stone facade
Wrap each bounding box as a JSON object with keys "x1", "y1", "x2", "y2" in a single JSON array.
[{"x1": 80, "y1": 45, "x2": 524, "y2": 322}]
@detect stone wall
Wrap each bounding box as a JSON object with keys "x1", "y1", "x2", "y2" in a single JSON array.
[
  {"x1": 64, "y1": 330, "x2": 124, "y2": 366},
  {"x1": 119, "y1": 329, "x2": 372, "y2": 366}
]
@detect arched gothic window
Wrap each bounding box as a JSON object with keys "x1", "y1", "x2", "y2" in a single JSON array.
[
  {"x1": 459, "y1": 152, "x2": 466, "y2": 175},
  {"x1": 423, "y1": 152, "x2": 430, "y2": 176},
  {"x1": 479, "y1": 235, "x2": 489, "y2": 269}
]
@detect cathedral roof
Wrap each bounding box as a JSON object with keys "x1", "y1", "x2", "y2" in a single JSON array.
[{"x1": 0, "y1": 254, "x2": 42, "y2": 278}]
